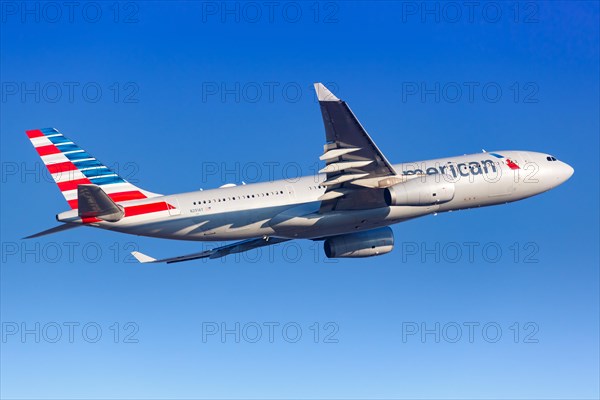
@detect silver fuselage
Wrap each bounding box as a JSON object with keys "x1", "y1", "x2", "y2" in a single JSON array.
[{"x1": 57, "y1": 150, "x2": 574, "y2": 241}]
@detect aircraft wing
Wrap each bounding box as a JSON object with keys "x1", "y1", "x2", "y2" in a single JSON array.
[
  {"x1": 314, "y1": 83, "x2": 403, "y2": 212},
  {"x1": 131, "y1": 237, "x2": 290, "y2": 264}
]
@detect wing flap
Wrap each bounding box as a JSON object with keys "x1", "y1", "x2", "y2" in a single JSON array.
[
  {"x1": 319, "y1": 147, "x2": 361, "y2": 161},
  {"x1": 319, "y1": 160, "x2": 374, "y2": 174}
]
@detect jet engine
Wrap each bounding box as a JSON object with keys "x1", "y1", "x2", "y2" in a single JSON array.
[
  {"x1": 323, "y1": 227, "x2": 394, "y2": 258},
  {"x1": 384, "y1": 176, "x2": 455, "y2": 206}
]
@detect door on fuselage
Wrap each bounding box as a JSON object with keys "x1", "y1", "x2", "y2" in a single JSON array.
[
  {"x1": 167, "y1": 198, "x2": 181, "y2": 216},
  {"x1": 487, "y1": 159, "x2": 516, "y2": 198}
]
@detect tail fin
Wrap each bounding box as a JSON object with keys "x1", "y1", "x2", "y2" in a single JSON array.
[{"x1": 26, "y1": 128, "x2": 160, "y2": 209}]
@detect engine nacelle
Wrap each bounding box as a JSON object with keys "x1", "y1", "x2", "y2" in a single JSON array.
[
  {"x1": 384, "y1": 177, "x2": 455, "y2": 206},
  {"x1": 323, "y1": 227, "x2": 394, "y2": 258}
]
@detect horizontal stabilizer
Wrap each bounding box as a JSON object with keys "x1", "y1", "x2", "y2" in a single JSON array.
[
  {"x1": 78, "y1": 184, "x2": 124, "y2": 222},
  {"x1": 24, "y1": 223, "x2": 80, "y2": 239}
]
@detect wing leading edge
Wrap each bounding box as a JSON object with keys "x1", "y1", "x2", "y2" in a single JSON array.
[{"x1": 132, "y1": 237, "x2": 290, "y2": 264}]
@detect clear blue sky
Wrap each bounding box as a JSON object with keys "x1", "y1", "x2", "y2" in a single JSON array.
[{"x1": 1, "y1": 1, "x2": 598, "y2": 399}]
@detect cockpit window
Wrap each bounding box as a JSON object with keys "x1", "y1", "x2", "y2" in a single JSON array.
[{"x1": 546, "y1": 156, "x2": 558, "y2": 161}]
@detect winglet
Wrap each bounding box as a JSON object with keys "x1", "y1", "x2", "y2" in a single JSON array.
[
  {"x1": 314, "y1": 83, "x2": 339, "y2": 102},
  {"x1": 131, "y1": 251, "x2": 157, "y2": 263}
]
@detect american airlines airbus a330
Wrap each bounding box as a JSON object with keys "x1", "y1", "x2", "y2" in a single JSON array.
[{"x1": 25, "y1": 83, "x2": 574, "y2": 263}]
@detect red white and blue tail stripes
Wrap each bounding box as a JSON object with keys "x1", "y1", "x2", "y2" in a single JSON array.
[{"x1": 26, "y1": 128, "x2": 160, "y2": 209}]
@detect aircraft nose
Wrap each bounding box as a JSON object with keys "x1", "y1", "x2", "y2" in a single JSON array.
[{"x1": 557, "y1": 161, "x2": 574, "y2": 184}]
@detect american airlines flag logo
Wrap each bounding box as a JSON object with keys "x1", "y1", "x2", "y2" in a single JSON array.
[{"x1": 490, "y1": 152, "x2": 520, "y2": 170}]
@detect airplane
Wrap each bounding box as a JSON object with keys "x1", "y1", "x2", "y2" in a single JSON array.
[{"x1": 25, "y1": 83, "x2": 574, "y2": 263}]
